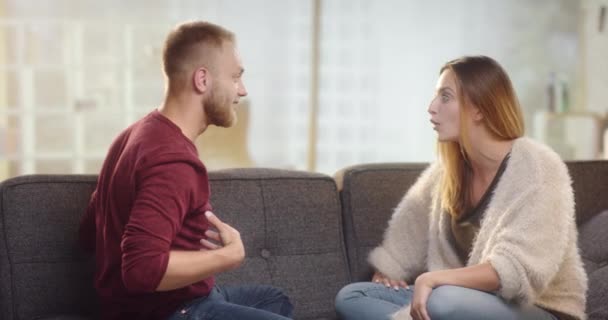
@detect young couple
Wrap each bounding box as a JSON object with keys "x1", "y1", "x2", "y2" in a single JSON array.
[{"x1": 80, "y1": 21, "x2": 586, "y2": 320}]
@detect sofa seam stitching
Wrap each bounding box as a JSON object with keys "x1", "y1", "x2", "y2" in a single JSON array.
[{"x1": 259, "y1": 178, "x2": 274, "y2": 283}]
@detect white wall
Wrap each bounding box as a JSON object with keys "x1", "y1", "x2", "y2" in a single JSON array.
[
  {"x1": 314, "y1": 0, "x2": 581, "y2": 173},
  {"x1": 582, "y1": 0, "x2": 608, "y2": 114},
  {"x1": 0, "y1": 0, "x2": 587, "y2": 177}
]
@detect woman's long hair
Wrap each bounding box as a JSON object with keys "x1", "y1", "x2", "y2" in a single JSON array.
[{"x1": 438, "y1": 56, "x2": 524, "y2": 217}]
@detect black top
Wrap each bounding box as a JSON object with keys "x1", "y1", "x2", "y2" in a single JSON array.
[{"x1": 450, "y1": 153, "x2": 511, "y2": 264}]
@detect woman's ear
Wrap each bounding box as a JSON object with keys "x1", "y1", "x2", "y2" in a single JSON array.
[
  {"x1": 471, "y1": 105, "x2": 484, "y2": 122},
  {"x1": 193, "y1": 67, "x2": 210, "y2": 94}
]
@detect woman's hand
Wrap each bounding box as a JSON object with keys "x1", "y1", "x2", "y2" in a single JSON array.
[
  {"x1": 408, "y1": 264, "x2": 500, "y2": 320},
  {"x1": 372, "y1": 271, "x2": 409, "y2": 290},
  {"x1": 410, "y1": 272, "x2": 435, "y2": 320}
]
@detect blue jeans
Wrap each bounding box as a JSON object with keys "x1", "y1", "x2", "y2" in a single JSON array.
[
  {"x1": 335, "y1": 282, "x2": 558, "y2": 320},
  {"x1": 168, "y1": 285, "x2": 293, "y2": 320}
]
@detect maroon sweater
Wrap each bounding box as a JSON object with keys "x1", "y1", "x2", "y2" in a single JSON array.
[{"x1": 80, "y1": 110, "x2": 214, "y2": 320}]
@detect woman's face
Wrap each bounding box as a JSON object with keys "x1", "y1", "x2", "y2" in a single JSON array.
[{"x1": 428, "y1": 69, "x2": 461, "y2": 142}]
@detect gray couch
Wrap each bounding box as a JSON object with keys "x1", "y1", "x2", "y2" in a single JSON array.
[{"x1": 0, "y1": 162, "x2": 606, "y2": 319}]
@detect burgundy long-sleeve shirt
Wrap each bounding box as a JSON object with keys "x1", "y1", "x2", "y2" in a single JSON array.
[{"x1": 79, "y1": 110, "x2": 214, "y2": 320}]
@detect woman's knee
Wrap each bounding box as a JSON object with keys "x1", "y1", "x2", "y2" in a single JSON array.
[
  {"x1": 336, "y1": 282, "x2": 375, "y2": 301},
  {"x1": 427, "y1": 285, "x2": 506, "y2": 320},
  {"x1": 426, "y1": 285, "x2": 469, "y2": 319},
  {"x1": 335, "y1": 282, "x2": 373, "y2": 312}
]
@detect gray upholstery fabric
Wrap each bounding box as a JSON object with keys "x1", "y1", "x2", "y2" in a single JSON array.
[
  {"x1": 337, "y1": 161, "x2": 608, "y2": 320},
  {"x1": 1, "y1": 161, "x2": 606, "y2": 320},
  {"x1": 566, "y1": 161, "x2": 608, "y2": 225},
  {"x1": 567, "y1": 162, "x2": 608, "y2": 320},
  {"x1": 0, "y1": 179, "x2": 12, "y2": 320},
  {"x1": 336, "y1": 163, "x2": 428, "y2": 281},
  {"x1": 0, "y1": 169, "x2": 348, "y2": 320},
  {"x1": 209, "y1": 169, "x2": 349, "y2": 320},
  {"x1": 578, "y1": 210, "x2": 608, "y2": 320},
  {"x1": 0, "y1": 175, "x2": 99, "y2": 320}
]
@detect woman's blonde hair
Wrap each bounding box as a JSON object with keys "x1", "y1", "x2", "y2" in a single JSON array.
[{"x1": 438, "y1": 56, "x2": 524, "y2": 217}]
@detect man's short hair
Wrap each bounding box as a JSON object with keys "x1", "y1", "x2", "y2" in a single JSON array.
[{"x1": 162, "y1": 21, "x2": 235, "y2": 92}]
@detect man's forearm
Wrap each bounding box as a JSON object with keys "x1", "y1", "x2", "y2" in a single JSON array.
[{"x1": 156, "y1": 247, "x2": 242, "y2": 291}]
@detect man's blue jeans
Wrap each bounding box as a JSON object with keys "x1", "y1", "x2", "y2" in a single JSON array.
[
  {"x1": 168, "y1": 285, "x2": 293, "y2": 320},
  {"x1": 335, "y1": 282, "x2": 558, "y2": 320}
]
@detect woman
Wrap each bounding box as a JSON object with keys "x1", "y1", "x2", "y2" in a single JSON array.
[{"x1": 335, "y1": 56, "x2": 587, "y2": 320}]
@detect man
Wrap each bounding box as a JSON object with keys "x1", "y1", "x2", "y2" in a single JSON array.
[{"x1": 79, "y1": 21, "x2": 293, "y2": 320}]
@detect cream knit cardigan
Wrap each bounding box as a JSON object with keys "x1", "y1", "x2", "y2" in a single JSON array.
[{"x1": 368, "y1": 138, "x2": 588, "y2": 320}]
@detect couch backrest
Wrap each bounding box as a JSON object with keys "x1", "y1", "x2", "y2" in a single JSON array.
[
  {"x1": 0, "y1": 175, "x2": 99, "y2": 320},
  {"x1": 335, "y1": 163, "x2": 427, "y2": 281},
  {"x1": 0, "y1": 169, "x2": 350, "y2": 320},
  {"x1": 1, "y1": 161, "x2": 606, "y2": 319},
  {"x1": 336, "y1": 161, "x2": 608, "y2": 320},
  {"x1": 567, "y1": 161, "x2": 608, "y2": 320},
  {"x1": 208, "y1": 169, "x2": 349, "y2": 320}
]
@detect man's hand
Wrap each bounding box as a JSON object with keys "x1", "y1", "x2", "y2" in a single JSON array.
[
  {"x1": 372, "y1": 271, "x2": 409, "y2": 291},
  {"x1": 200, "y1": 211, "x2": 245, "y2": 270},
  {"x1": 155, "y1": 211, "x2": 246, "y2": 291}
]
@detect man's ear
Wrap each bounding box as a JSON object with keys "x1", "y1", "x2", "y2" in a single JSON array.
[{"x1": 193, "y1": 67, "x2": 210, "y2": 94}]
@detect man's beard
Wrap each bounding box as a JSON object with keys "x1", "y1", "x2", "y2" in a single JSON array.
[{"x1": 203, "y1": 88, "x2": 235, "y2": 128}]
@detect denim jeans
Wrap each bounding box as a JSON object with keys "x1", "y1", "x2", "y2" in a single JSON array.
[
  {"x1": 167, "y1": 285, "x2": 293, "y2": 320},
  {"x1": 335, "y1": 282, "x2": 558, "y2": 320}
]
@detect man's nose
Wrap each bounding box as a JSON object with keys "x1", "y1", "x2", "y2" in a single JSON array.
[{"x1": 238, "y1": 80, "x2": 248, "y2": 97}]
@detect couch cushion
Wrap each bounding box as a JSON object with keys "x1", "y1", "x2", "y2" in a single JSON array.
[
  {"x1": 209, "y1": 168, "x2": 349, "y2": 320},
  {"x1": 0, "y1": 175, "x2": 99, "y2": 320},
  {"x1": 335, "y1": 163, "x2": 427, "y2": 281},
  {"x1": 566, "y1": 161, "x2": 608, "y2": 225},
  {"x1": 578, "y1": 210, "x2": 608, "y2": 320},
  {"x1": 567, "y1": 161, "x2": 608, "y2": 320}
]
